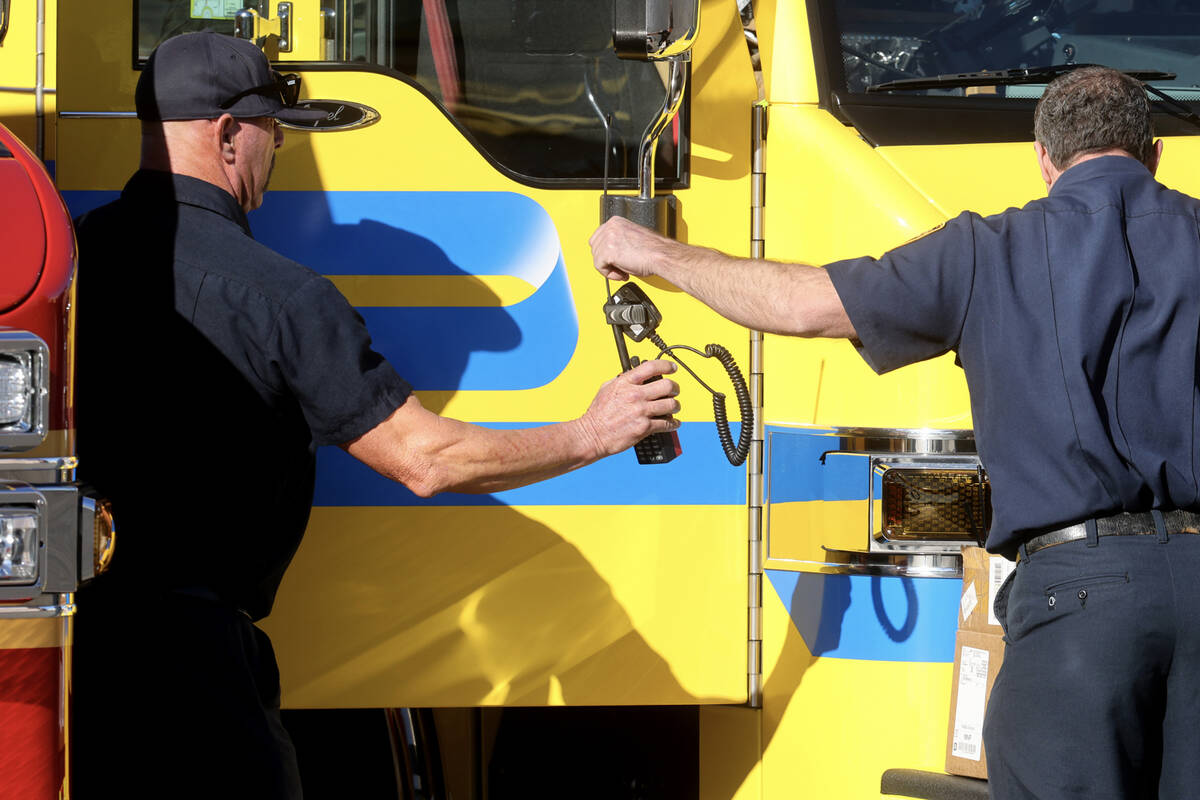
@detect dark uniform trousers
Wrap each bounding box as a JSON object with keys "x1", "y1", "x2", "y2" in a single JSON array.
[
  {"x1": 985, "y1": 532, "x2": 1200, "y2": 799},
  {"x1": 72, "y1": 580, "x2": 303, "y2": 799}
]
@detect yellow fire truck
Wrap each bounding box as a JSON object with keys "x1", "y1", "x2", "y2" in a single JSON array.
[{"x1": 6, "y1": 0, "x2": 1200, "y2": 796}]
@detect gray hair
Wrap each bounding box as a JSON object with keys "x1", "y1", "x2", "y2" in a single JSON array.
[{"x1": 1033, "y1": 66, "x2": 1154, "y2": 170}]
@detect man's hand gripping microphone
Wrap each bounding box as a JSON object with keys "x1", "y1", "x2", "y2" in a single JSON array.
[{"x1": 604, "y1": 283, "x2": 682, "y2": 464}]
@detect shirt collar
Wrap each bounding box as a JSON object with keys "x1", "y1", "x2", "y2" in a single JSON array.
[
  {"x1": 123, "y1": 169, "x2": 252, "y2": 236},
  {"x1": 1050, "y1": 154, "x2": 1152, "y2": 196}
]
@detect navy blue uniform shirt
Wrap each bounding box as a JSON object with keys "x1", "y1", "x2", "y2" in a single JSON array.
[
  {"x1": 827, "y1": 156, "x2": 1200, "y2": 557},
  {"x1": 75, "y1": 170, "x2": 412, "y2": 618}
]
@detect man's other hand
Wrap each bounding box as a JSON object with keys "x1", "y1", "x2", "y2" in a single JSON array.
[
  {"x1": 590, "y1": 216, "x2": 674, "y2": 281},
  {"x1": 577, "y1": 358, "x2": 681, "y2": 458}
]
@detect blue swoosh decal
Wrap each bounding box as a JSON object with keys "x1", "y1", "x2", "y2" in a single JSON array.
[
  {"x1": 768, "y1": 569, "x2": 959, "y2": 662},
  {"x1": 65, "y1": 189, "x2": 579, "y2": 391},
  {"x1": 315, "y1": 421, "x2": 745, "y2": 506}
]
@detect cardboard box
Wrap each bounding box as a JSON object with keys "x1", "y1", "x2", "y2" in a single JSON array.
[
  {"x1": 945, "y1": 628, "x2": 1005, "y2": 779},
  {"x1": 958, "y1": 546, "x2": 1015, "y2": 634}
]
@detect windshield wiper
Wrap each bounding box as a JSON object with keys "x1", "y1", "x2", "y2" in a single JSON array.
[
  {"x1": 864, "y1": 63, "x2": 1200, "y2": 130},
  {"x1": 866, "y1": 64, "x2": 1174, "y2": 93}
]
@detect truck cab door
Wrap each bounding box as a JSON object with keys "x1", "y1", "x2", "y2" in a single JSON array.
[{"x1": 57, "y1": 0, "x2": 755, "y2": 710}]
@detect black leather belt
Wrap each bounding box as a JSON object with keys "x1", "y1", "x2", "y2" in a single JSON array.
[{"x1": 1024, "y1": 510, "x2": 1200, "y2": 556}]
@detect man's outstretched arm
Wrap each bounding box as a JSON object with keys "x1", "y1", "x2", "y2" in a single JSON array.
[
  {"x1": 343, "y1": 358, "x2": 681, "y2": 497},
  {"x1": 590, "y1": 216, "x2": 856, "y2": 340}
]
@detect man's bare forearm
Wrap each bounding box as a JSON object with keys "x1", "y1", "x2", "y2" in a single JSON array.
[
  {"x1": 650, "y1": 238, "x2": 856, "y2": 338},
  {"x1": 590, "y1": 216, "x2": 856, "y2": 339},
  {"x1": 344, "y1": 360, "x2": 681, "y2": 497}
]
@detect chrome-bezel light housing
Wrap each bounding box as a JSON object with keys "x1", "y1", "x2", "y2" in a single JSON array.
[
  {"x1": 870, "y1": 456, "x2": 991, "y2": 551},
  {"x1": 0, "y1": 331, "x2": 50, "y2": 451},
  {"x1": 0, "y1": 491, "x2": 46, "y2": 586}
]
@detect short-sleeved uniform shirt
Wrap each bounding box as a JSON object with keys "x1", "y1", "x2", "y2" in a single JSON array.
[
  {"x1": 75, "y1": 170, "x2": 412, "y2": 619},
  {"x1": 826, "y1": 156, "x2": 1200, "y2": 557}
]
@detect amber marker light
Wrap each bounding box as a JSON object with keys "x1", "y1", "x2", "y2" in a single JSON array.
[{"x1": 881, "y1": 468, "x2": 991, "y2": 545}]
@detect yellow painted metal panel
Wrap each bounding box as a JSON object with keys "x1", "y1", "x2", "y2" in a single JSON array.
[
  {"x1": 0, "y1": 0, "x2": 57, "y2": 157},
  {"x1": 57, "y1": 0, "x2": 135, "y2": 115},
  {"x1": 263, "y1": 505, "x2": 747, "y2": 708},
  {"x1": 328, "y1": 275, "x2": 536, "y2": 308},
  {"x1": 882, "y1": 137, "x2": 1200, "y2": 217},
  {"x1": 700, "y1": 705, "x2": 762, "y2": 800},
  {"x1": 760, "y1": 579, "x2": 951, "y2": 799},
  {"x1": 762, "y1": 104, "x2": 974, "y2": 431},
  {"x1": 755, "y1": 0, "x2": 819, "y2": 106}
]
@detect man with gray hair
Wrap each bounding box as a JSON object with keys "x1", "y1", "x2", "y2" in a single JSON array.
[{"x1": 592, "y1": 65, "x2": 1200, "y2": 797}]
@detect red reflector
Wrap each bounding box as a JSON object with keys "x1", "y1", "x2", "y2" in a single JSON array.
[{"x1": 0, "y1": 647, "x2": 64, "y2": 799}]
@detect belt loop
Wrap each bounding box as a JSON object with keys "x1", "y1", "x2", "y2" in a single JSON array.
[
  {"x1": 1152, "y1": 509, "x2": 1168, "y2": 543},
  {"x1": 1086, "y1": 518, "x2": 1099, "y2": 547},
  {"x1": 1018, "y1": 541, "x2": 1030, "y2": 563}
]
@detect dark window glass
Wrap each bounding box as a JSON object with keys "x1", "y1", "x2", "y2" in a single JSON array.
[
  {"x1": 325, "y1": 0, "x2": 685, "y2": 186},
  {"x1": 835, "y1": 0, "x2": 1200, "y2": 99},
  {"x1": 135, "y1": 0, "x2": 687, "y2": 187},
  {"x1": 136, "y1": 0, "x2": 236, "y2": 56}
]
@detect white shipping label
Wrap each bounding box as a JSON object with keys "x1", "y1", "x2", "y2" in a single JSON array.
[
  {"x1": 960, "y1": 580, "x2": 978, "y2": 622},
  {"x1": 191, "y1": 1, "x2": 244, "y2": 19},
  {"x1": 951, "y1": 645, "x2": 989, "y2": 761},
  {"x1": 988, "y1": 556, "x2": 1016, "y2": 627}
]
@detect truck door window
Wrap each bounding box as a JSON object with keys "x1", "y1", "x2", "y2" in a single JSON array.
[
  {"x1": 135, "y1": 0, "x2": 687, "y2": 189},
  {"x1": 137, "y1": 1, "x2": 237, "y2": 56}
]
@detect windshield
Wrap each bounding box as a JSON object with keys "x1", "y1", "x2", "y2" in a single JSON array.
[{"x1": 836, "y1": 0, "x2": 1200, "y2": 99}]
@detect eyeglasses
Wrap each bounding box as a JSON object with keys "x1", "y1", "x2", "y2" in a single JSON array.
[{"x1": 219, "y1": 71, "x2": 301, "y2": 110}]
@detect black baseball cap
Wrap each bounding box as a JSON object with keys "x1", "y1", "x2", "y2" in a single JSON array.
[{"x1": 136, "y1": 31, "x2": 326, "y2": 125}]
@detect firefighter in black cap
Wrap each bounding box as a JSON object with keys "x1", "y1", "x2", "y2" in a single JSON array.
[{"x1": 73, "y1": 31, "x2": 679, "y2": 798}]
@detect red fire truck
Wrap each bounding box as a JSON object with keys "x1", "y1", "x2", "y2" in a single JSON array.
[{"x1": 0, "y1": 119, "x2": 113, "y2": 799}]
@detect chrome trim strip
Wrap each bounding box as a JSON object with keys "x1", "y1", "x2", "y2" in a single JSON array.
[
  {"x1": 58, "y1": 111, "x2": 137, "y2": 119},
  {"x1": 769, "y1": 423, "x2": 977, "y2": 455},
  {"x1": 0, "y1": 596, "x2": 74, "y2": 618},
  {"x1": 0, "y1": 457, "x2": 77, "y2": 484},
  {"x1": 769, "y1": 550, "x2": 963, "y2": 579},
  {"x1": 0, "y1": 86, "x2": 56, "y2": 94}
]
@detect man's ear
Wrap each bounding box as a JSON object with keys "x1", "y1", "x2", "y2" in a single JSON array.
[
  {"x1": 1034, "y1": 142, "x2": 1050, "y2": 189},
  {"x1": 1148, "y1": 139, "x2": 1164, "y2": 176},
  {"x1": 1034, "y1": 141, "x2": 1058, "y2": 191},
  {"x1": 216, "y1": 114, "x2": 238, "y2": 165}
]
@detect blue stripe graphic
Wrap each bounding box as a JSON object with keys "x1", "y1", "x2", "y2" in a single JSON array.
[
  {"x1": 64, "y1": 191, "x2": 118, "y2": 217},
  {"x1": 768, "y1": 569, "x2": 959, "y2": 662},
  {"x1": 64, "y1": 189, "x2": 579, "y2": 391},
  {"x1": 315, "y1": 421, "x2": 745, "y2": 506},
  {"x1": 766, "y1": 427, "x2": 868, "y2": 503},
  {"x1": 356, "y1": 257, "x2": 576, "y2": 390}
]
